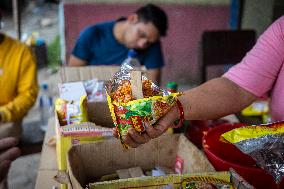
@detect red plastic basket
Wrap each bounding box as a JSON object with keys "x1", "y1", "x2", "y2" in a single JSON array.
[{"x1": 202, "y1": 123, "x2": 284, "y2": 189}]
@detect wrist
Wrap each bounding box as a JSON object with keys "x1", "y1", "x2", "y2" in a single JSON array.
[
  {"x1": 168, "y1": 102, "x2": 180, "y2": 121},
  {"x1": 167, "y1": 98, "x2": 185, "y2": 129},
  {"x1": 172, "y1": 99, "x2": 185, "y2": 128}
]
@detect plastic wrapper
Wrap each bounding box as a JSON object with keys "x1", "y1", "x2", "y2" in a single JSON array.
[
  {"x1": 105, "y1": 64, "x2": 180, "y2": 148},
  {"x1": 90, "y1": 172, "x2": 234, "y2": 189},
  {"x1": 222, "y1": 121, "x2": 284, "y2": 184},
  {"x1": 84, "y1": 78, "x2": 106, "y2": 102},
  {"x1": 55, "y1": 95, "x2": 88, "y2": 126}
]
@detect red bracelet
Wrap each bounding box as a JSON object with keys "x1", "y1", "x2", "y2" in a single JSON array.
[{"x1": 171, "y1": 99, "x2": 184, "y2": 128}]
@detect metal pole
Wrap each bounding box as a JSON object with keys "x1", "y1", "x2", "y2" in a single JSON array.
[{"x1": 12, "y1": 0, "x2": 21, "y2": 40}]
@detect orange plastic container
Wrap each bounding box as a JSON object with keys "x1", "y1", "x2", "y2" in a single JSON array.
[{"x1": 202, "y1": 123, "x2": 284, "y2": 189}]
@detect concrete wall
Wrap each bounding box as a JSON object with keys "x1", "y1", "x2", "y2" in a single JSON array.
[
  {"x1": 241, "y1": 0, "x2": 274, "y2": 36},
  {"x1": 274, "y1": 0, "x2": 284, "y2": 20}
]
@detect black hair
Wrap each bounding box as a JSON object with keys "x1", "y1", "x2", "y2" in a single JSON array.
[{"x1": 135, "y1": 4, "x2": 168, "y2": 37}]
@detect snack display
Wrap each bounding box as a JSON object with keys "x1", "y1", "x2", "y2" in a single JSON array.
[
  {"x1": 55, "y1": 95, "x2": 88, "y2": 126},
  {"x1": 106, "y1": 64, "x2": 180, "y2": 148},
  {"x1": 222, "y1": 121, "x2": 284, "y2": 184}
]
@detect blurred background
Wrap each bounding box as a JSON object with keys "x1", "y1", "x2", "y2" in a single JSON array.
[{"x1": 1, "y1": 0, "x2": 284, "y2": 188}]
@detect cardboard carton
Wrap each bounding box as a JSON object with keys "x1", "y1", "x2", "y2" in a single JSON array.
[
  {"x1": 59, "y1": 66, "x2": 121, "y2": 127},
  {"x1": 55, "y1": 66, "x2": 122, "y2": 189},
  {"x1": 58, "y1": 81, "x2": 87, "y2": 101},
  {"x1": 65, "y1": 134, "x2": 215, "y2": 189}
]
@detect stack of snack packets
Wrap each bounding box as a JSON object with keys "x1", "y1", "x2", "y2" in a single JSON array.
[
  {"x1": 222, "y1": 121, "x2": 284, "y2": 184},
  {"x1": 105, "y1": 65, "x2": 180, "y2": 148}
]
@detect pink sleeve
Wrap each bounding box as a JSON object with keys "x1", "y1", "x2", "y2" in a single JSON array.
[{"x1": 223, "y1": 16, "x2": 284, "y2": 97}]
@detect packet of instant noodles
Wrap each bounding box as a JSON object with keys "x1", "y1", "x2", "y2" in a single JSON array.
[
  {"x1": 222, "y1": 121, "x2": 284, "y2": 184},
  {"x1": 55, "y1": 95, "x2": 88, "y2": 126},
  {"x1": 105, "y1": 64, "x2": 180, "y2": 148}
]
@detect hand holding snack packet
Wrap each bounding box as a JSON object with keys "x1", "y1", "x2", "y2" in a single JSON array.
[
  {"x1": 117, "y1": 104, "x2": 181, "y2": 148},
  {"x1": 106, "y1": 50, "x2": 181, "y2": 148}
]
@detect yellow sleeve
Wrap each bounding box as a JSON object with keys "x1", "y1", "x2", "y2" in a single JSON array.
[{"x1": 0, "y1": 47, "x2": 39, "y2": 122}]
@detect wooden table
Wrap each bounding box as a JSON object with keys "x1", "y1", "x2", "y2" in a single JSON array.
[{"x1": 35, "y1": 117, "x2": 60, "y2": 189}]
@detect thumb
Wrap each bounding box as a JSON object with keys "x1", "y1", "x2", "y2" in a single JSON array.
[{"x1": 112, "y1": 127, "x2": 119, "y2": 138}]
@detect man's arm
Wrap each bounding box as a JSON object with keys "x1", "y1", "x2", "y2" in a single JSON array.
[
  {"x1": 146, "y1": 68, "x2": 161, "y2": 85},
  {"x1": 68, "y1": 55, "x2": 87, "y2": 67}
]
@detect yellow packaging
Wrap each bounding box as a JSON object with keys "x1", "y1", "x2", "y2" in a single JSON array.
[
  {"x1": 55, "y1": 120, "x2": 113, "y2": 171},
  {"x1": 222, "y1": 121, "x2": 284, "y2": 144},
  {"x1": 55, "y1": 120, "x2": 113, "y2": 189},
  {"x1": 90, "y1": 172, "x2": 233, "y2": 189},
  {"x1": 55, "y1": 95, "x2": 88, "y2": 126},
  {"x1": 107, "y1": 93, "x2": 180, "y2": 148}
]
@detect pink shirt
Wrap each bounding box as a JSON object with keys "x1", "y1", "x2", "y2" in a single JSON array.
[{"x1": 224, "y1": 16, "x2": 284, "y2": 121}]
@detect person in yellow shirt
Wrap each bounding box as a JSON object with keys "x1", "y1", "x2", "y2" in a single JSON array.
[
  {"x1": 0, "y1": 12, "x2": 39, "y2": 188},
  {"x1": 0, "y1": 32, "x2": 39, "y2": 138}
]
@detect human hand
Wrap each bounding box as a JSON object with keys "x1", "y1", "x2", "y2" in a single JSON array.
[
  {"x1": 0, "y1": 137, "x2": 21, "y2": 181},
  {"x1": 113, "y1": 103, "x2": 179, "y2": 148}
]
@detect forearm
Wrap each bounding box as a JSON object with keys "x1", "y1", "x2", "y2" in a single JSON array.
[
  {"x1": 179, "y1": 77, "x2": 257, "y2": 120},
  {"x1": 68, "y1": 55, "x2": 87, "y2": 66}
]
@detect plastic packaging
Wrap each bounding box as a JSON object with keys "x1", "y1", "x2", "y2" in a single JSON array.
[
  {"x1": 105, "y1": 50, "x2": 180, "y2": 148},
  {"x1": 55, "y1": 95, "x2": 88, "y2": 126},
  {"x1": 121, "y1": 49, "x2": 141, "y2": 69},
  {"x1": 83, "y1": 78, "x2": 106, "y2": 102},
  {"x1": 39, "y1": 83, "x2": 53, "y2": 131},
  {"x1": 166, "y1": 82, "x2": 178, "y2": 93},
  {"x1": 222, "y1": 121, "x2": 284, "y2": 185}
]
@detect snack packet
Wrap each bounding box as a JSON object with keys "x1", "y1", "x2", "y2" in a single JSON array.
[
  {"x1": 222, "y1": 121, "x2": 284, "y2": 184},
  {"x1": 91, "y1": 172, "x2": 233, "y2": 189},
  {"x1": 105, "y1": 64, "x2": 180, "y2": 148},
  {"x1": 55, "y1": 95, "x2": 88, "y2": 126},
  {"x1": 83, "y1": 78, "x2": 106, "y2": 102}
]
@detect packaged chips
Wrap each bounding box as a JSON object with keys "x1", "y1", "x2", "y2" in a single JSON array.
[
  {"x1": 105, "y1": 64, "x2": 180, "y2": 148},
  {"x1": 55, "y1": 95, "x2": 88, "y2": 126},
  {"x1": 222, "y1": 121, "x2": 284, "y2": 185}
]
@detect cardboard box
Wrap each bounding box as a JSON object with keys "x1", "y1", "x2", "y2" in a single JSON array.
[
  {"x1": 65, "y1": 134, "x2": 216, "y2": 189},
  {"x1": 58, "y1": 81, "x2": 87, "y2": 101},
  {"x1": 55, "y1": 120, "x2": 113, "y2": 171},
  {"x1": 55, "y1": 66, "x2": 122, "y2": 189},
  {"x1": 35, "y1": 170, "x2": 61, "y2": 189},
  {"x1": 56, "y1": 66, "x2": 120, "y2": 170},
  {"x1": 59, "y1": 66, "x2": 120, "y2": 127}
]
